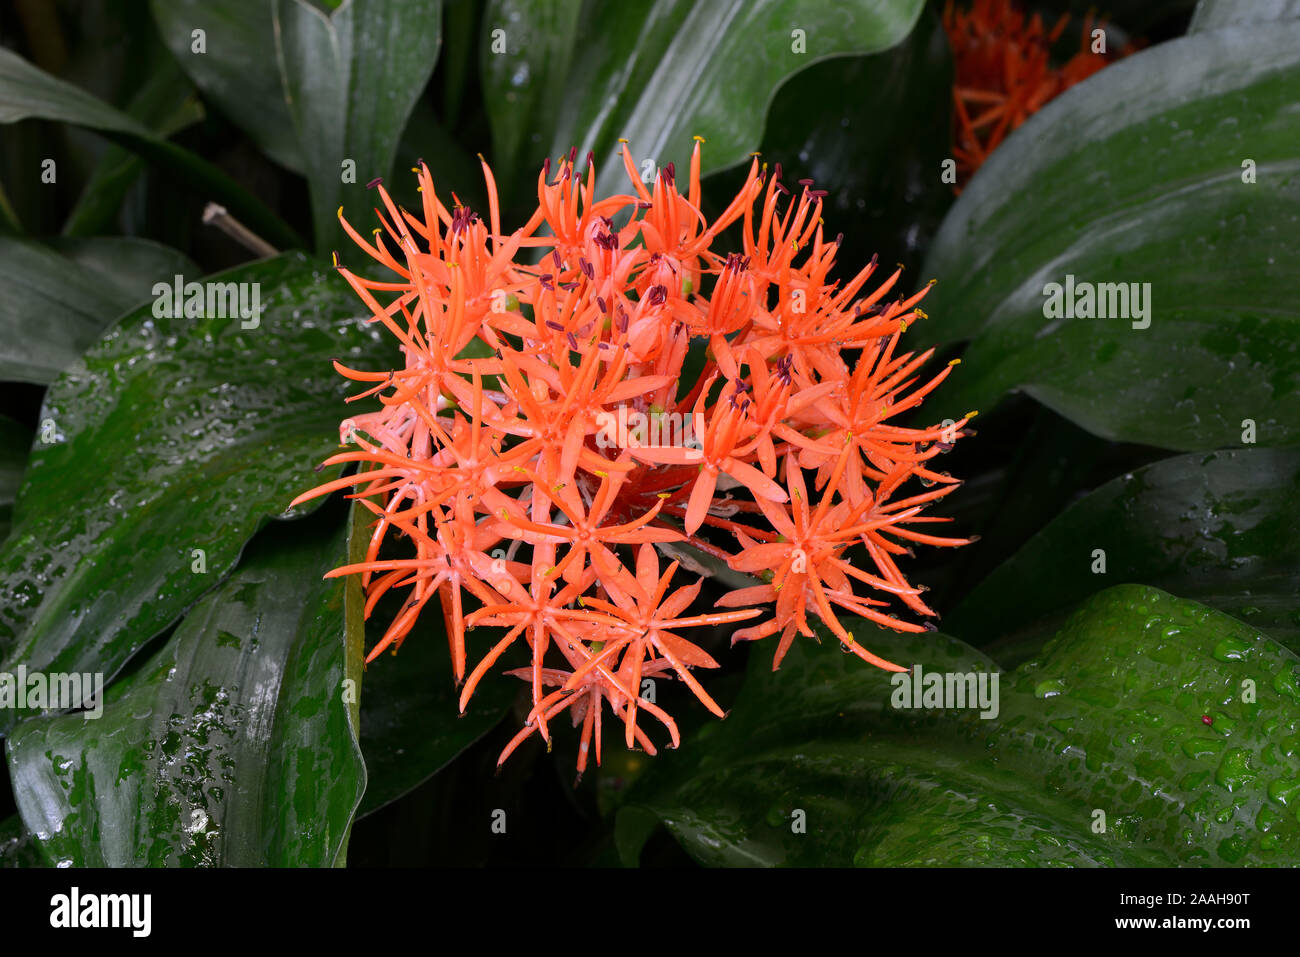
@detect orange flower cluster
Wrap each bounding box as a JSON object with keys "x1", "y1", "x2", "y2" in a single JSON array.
[
  {"x1": 292, "y1": 141, "x2": 973, "y2": 772},
  {"x1": 944, "y1": 0, "x2": 1127, "y2": 187}
]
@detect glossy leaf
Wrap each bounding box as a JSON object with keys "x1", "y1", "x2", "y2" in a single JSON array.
[
  {"x1": 479, "y1": 0, "x2": 926, "y2": 202},
  {"x1": 0, "y1": 47, "x2": 301, "y2": 250},
  {"x1": 946, "y1": 448, "x2": 1300, "y2": 653},
  {"x1": 480, "y1": 0, "x2": 582, "y2": 193},
  {"x1": 916, "y1": 22, "x2": 1300, "y2": 450},
  {"x1": 273, "y1": 0, "x2": 442, "y2": 253},
  {"x1": 751, "y1": 6, "x2": 953, "y2": 275},
  {"x1": 0, "y1": 252, "x2": 394, "y2": 734},
  {"x1": 621, "y1": 586, "x2": 1300, "y2": 866},
  {"x1": 0, "y1": 236, "x2": 197, "y2": 384},
  {"x1": 6, "y1": 516, "x2": 365, "y2": 866}
]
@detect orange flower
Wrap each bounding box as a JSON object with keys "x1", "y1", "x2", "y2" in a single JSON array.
[
  {"x1": 291, "y1": 141, "x2": 972, "y2": 769},
  {"x1": 944, "y1": 0, "x2": 1131, "y2": 187}
]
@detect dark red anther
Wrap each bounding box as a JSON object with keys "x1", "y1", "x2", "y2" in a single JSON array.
[
  {"x1": 366, "y1": 177, "x2": 383, "y2": 189},
  {"x1": 1202, "y1": 715, "x2": 1214, "y2": 726}
]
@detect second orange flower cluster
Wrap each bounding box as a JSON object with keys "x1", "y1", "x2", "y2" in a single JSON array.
[
  {"x1": 944, "y1": 0, "x2": 1128, "y2": 187},
  {"x1": 292, "y1": 141, "x2": 972, "y2": 771}
]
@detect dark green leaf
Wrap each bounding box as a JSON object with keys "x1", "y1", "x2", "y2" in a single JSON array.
[
  {"x1": 622, "y1": 586, "x2": 1300, "y2": 865},
  {"x1": 917, "y1": 22, "x2": 1300, "y2": 450},
  {"x1": 480, "y1": 0, "x2": 926, "y2": 203},
  {"x1": 0, "y1": 252, "x2": 394, "y2": 734},
  {"x1": 49, "y1": 237, "x2": 200, "y2": 308},
  {"x1": 0, "y1": 47, "x2": 148, "y2": 135},
  {"x1": 62, "y1": 56, "x2": 205, "y2": 237},
  {"x1": 0, "y1": 236, "x2": 197, "y2": 384},
  {"x1": 355, "y1": 610, "x2": 514, "y2": 818},
  {"x1": 480, "y1": 0, "x2": 582, "y2": 193},
  {"x1": 6, "y1": 516, "x2": 365, "y2": 866},
  {"x1": 347, "y1": 502, "x2": 513, "y2": 818},
  {"x1": 946, "y1": 448, "x2": 1300, "y2": 654},
  {"x1": 273, "y1": 0, "x2": 442, "y2": 254},
  {"x1": 149, "y1": 0, "x2": 305, "y2": 173},
  {"x1": 753, "y1": 6, "x2": 953, "y2": 275},
  {"x1": 0, "y1": 47, "x2": 302, "y2": 250}
]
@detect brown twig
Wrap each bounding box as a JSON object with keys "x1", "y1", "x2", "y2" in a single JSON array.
[{"x1": 202, "y1": 202, "x2": 279, "y2": 259}]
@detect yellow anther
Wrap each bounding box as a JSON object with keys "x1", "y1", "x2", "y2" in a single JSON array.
[
  {"x1": 948, "y1": 358, "x2": 962, "y2": 367},
  {"x1": 693, "y1": 135, "x2": 706, "y2": 143},
  {"x1": 336, "y1": 205, "x2": 344, "y2": 218},
  {"x1": 965, "y1": 410, "x2": 979, "y2": 419}
]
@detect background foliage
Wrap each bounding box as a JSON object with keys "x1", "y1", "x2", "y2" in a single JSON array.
[{"x1": 1, "y1": 0, "x2": 1296, "y2": 867}]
